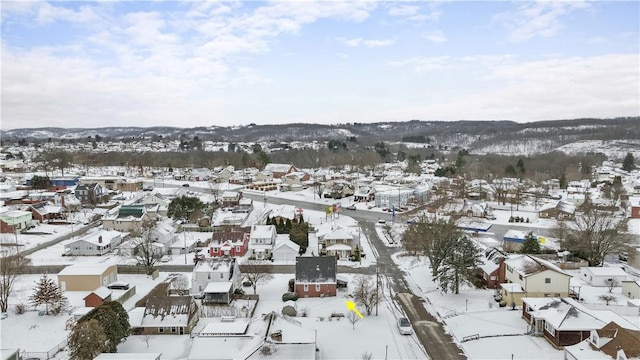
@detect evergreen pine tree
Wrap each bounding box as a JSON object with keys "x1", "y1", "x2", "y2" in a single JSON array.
[
  {"x1": 79, "y1": 302, "x2": 131, "y2": 352},
  {"x1": 284, "y1": 218, "x2": 292, "y2": 234},
  {"x1": 622, "y1": 152, "x2": 635, "y2": 172},
  {"x1": 434, "y1": 236, "x2": 482, "y2": 294},
  {"x1": 29, "y1": 274, "x2": 67, "y2": 315},
  {"x1": 520, "y1": 231, "x2": 541, "y2": 254},
  {"x1": 68, "y1": 319, "x2": 108, "y2": 360}
]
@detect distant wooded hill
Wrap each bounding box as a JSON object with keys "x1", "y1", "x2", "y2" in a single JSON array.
[{"x1": 2, "y1": 117, "x2": 638, "y2": 156}]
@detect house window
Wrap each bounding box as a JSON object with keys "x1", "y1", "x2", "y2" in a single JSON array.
[
  {"x1": 544, "y1": 322, "x2": 555, "y2": 337},
  {"x1": 303, "y1": 284, "x2": 308, "y2": 292},
  {"x1": 236, "y1": 246, "x2": 241, "y2": 252},
  {"x1": 159, "y1": 327, "x2": 164, "y2": 333},
  {"x1": 554, "y1": 293, "x2": 560, "y2": 297},
  {"x1": 545, "y1": 278, "x2": 551, "y2": 284},
  {"x1": 208, "y1": 274, "x2": 211, "y2": 280},
  {"x1": 171, "y1": 327, "x2": 176, "y2": 333},
  {"x1": 518, "y1": 275, "x2": 523, "y2": 280},
  {"x1": 316, "y1": 284, "x2": 320, "y2": 291},
  {"x1": 220, "y1": 273, "x2": 224, "y2": 279},
  {"x1": 213, "y1": 248, "x2": 218, "y2": 252}
]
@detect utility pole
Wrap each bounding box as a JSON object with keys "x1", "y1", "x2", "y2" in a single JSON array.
[
  {"x1": 182, "y1": 223, "x2": 187, "y2": 265},
  {"x1": 376, "y1": 261, "x2": 379, "y2": 316}
]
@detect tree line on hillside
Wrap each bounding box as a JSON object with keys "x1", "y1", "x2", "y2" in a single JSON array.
[{"x1": 23, "y1": 142, "x2": 634, "y2": 186}]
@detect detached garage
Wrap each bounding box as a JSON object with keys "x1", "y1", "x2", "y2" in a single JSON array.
[
  {"x1": 272, "y1": 237, "x2": 300, "y2": 264},
  {"x1": 579, "y1": 267, "x2": 628, "y2": 287},
  {"x1": 57, "y1": 263, "x2": 118, "y2": 291}
]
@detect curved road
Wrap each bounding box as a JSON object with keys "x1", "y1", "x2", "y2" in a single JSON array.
[{"x1": 243, "y1": 191, "x2": 467, "y2": 359}]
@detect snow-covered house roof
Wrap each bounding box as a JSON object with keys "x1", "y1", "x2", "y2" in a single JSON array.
[
  {"x1": 250, "y1": 224, "x2": 277, "y2": 243},
  {"x1": 141, "y1": 296, "x2": 195, "y2": 328},
  {"x1": 65, "y1": 229, "x2": 124, "y2": 247},
  {"x1": 200, "y1": 319, "x2": 250, "y2": 336},
  {"x1": 58, "y1": 263, "x2": 115, "y2": 276},
  {"x1": 295, "y1": 256, "x2": 336, "y2": 284},
  {"x1": 84, "y1": 286, "x2": 112, "y2": 300},
  {"x1": 523, "y1": 298, "x2": 639, "y2": 332},
  {"x1": 204, "y1": 281, "x2": 233, "y2": 293},
  {"x1": 193, "y1": 259, "x2": 233, "y2": 274},
  {"x1": 264, "y1": 163, "x2": 297, "y2": 174},
  {"x1": 321, "y1": 227, "x2": 355, "y2": 242},
  {"x1": 505, "y1": 255, "x2": 572, "y2": 278},
  {"x1": 269, "y1": 204, "x2": 297, "y2": 220},
  {"x1": 273, "y1": 237, "x2": 300, "y2": 253}
]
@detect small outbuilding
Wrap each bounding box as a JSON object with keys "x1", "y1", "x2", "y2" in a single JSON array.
[
  {"x1": 579, "y1": 267, "x2": 628, "y2": 287},
  {"x1": 83, "y1": 286, "x2": 112, "y2": 307}
]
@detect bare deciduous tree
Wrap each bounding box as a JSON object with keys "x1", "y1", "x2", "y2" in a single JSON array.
[
  {"x1": 598, "y1": 294, "x2": 617, "y2": 305},
  {"x1": 130, "y1": 220, "x2": 164, "y2": 275},
  {"x1": 0, "y1": 248, "x2": 30, "y2": 312},
  {"x1": 605, "y1": 278, "x2": 619, "y2": 293},
  {"x1": 170, "y1": 274, "x2": 190, "y2": 296},
  {"x1": 241, "y1": 260, "x2": 274, "y2": 294},
  {"x1": 558, "y1": 208, "x2": 631, "y2": 266},
  {"x1": 347, "y1": 310, "x2": 360, "y2": 330},
  {"x1": 351, "y1": 275, "x2": 379, "y2": 316},
  {"x1": 361, "y1": 352, "x2": 373, "y2": 360}
]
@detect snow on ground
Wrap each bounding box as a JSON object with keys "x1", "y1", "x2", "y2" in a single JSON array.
[
  {"x1": 392, "y1": 251, "x2": 640, "y2": 360},
  {"x1": 1, "y1": 271, "x2": 171, "y2": 356},
  {"x1": 246, "y1": 273, "x2": 427, "y2": 360}
]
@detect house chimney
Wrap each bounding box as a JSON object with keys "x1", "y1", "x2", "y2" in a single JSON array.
[
  {"x1": 270, "y1": 330, "x2": 282, "y2": 342},
  {"x1": 98, "y1": 235, "x2": 103, "y2": 243}
]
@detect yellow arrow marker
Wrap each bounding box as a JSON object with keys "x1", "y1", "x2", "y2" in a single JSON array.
[{"x1": 345, "y1": 300, "x2": 364, "y2": 319}]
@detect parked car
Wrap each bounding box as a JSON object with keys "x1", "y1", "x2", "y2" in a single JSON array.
[
  {"x1": 397, "y1": 317, "x2": 412, "y2": 335},
  {"x1": 106, "y1": 281, "x2": 130, "y2": 290},
  {"x1": 192, "y1": 293, "x2": 205, "y2": 299},
  {"x1": 345, "y1": 204, "x2": 357, "y2": 210}
]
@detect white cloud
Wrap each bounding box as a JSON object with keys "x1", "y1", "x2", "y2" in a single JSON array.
[
  {"x1": 386, "y1": 54, "x2": 639, "y2": 122},
  {"x1": 337, "y1": 37, "x2": 363, "y2": 47},
  {"x1": 363, "y1": 39, "x2": 394, "y2": 48},
  {"x1": 587, "y1": 36, "x2": 606, "y2": 45},
  {"x1": 338, "y1": 37, "x2": 394, "y2": 48},
  {"x1": 493, "y1": 1, "x2": 590, "y2": 42},
  {"x1": 388, "y1": 5, "x2": 420, "y2": 17},
  {"x1": 422, "y1": 30, "x2": 447, "y2": 43}
]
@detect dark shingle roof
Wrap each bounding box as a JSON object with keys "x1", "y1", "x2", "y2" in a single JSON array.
[{"x1": 295, "y1": 256, "x2": 336, "y2": 283}]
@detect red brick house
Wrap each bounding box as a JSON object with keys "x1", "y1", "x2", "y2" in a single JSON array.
[
  {"x1": 481, "y1": 247, "x2": 507, "y2": 289},
  {"x1": 294, "y1": 256, "x2": 337, "y2": 298},
  {"x1": 263, "y1": 163, "x2": 299, "y2": 179},
  {"x1": 0, "y1": 210, "x2": 32, "y2": 233},
  {"x1": 27, "y1": 201, "x2": 66, "y2": 223},
  {"x1": 631, "y1": 205, "x2": 640, "y2": 219},
  {"x1": 209, "y1": 228, "x2": 250, "y2": 257},
  {"x1": 521, "y1": 297, "x2": 638, "y2": 349},
  {"x1": 83, "y1": 286, "x2": 112, "y2": 307}
]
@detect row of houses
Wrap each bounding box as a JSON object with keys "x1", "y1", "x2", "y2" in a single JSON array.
[{"x1": 481, "y1": 250, "x2": 640, "y2": 306}]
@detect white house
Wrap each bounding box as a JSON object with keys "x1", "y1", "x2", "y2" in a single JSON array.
[
  {"x1": 191, "y1": 259, "x2": 241, "y2": 295},
  {"x1": 150, "y1": 219, "x2": 177, "y2": 254},
  {"x1": 501, "y1": 255, "x2": 573, "y2": 306},
  {"x1": 63, "y1": 229, "x2": 125, "y2": 256},
  {"x1": 272, "y1": 235, "x2": 300, "y2": 264},
  {"x1": 249, "y1": 224, "x2": 277, "y2": 260},
  {"x1": 579, "y1": 267, "x2": 628, "y2": 287},
  {"x1": 621, "y1": 280, "x2": 640, "y2": 300}
]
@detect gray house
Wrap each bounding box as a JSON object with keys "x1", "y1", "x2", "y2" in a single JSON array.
[{"x1": 63, "y1": 229, "x2": 125, "y2": 256}]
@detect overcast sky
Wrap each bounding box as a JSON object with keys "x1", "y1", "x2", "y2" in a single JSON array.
[{"x1": 1, "y1": 1, "x2": 639, "y2": 130}]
